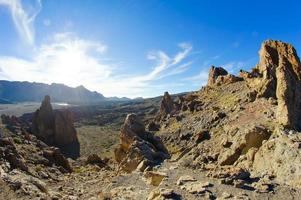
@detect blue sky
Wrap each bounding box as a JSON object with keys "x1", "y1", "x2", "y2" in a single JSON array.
[{"x1": 0, "y1": 0, "x2": 301, "y2": 98}]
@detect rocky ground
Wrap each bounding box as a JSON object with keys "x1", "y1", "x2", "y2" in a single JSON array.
[{"x1": 1, "y1": 39, "x2": 301, "y2": 200}]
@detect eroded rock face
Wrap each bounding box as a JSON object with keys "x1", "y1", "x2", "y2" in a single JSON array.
[
  {"x1": 218, "y1": 126, "x2": 271, "y2": 166},
  {"x1": 208, "y1": 40, "x2": 301, "y2": 130},
  {"x1": 156, "y1": 92, "x2": 177, "y2": 121},
  {"x1": 208, "y1": 66, "x2": 228, "y2": 86},
  {"x1": 32, "y1": 95, "x2": 55, "y2": 144},
  {"x1": 115, "y1": 113, "x2": 170, "y2": 172},
  {"x1": 208, "y1": 66, "x2": 242, "y2": 86},
  {"x1": 253, "y1": 129, "x2": 301, "y2": 187},
  {"x1": 250, "y1": 40, "x2": 301, "y2": 130},
  {"x1": 32, "y1": 95, "x2": 80, "y2": 159}
]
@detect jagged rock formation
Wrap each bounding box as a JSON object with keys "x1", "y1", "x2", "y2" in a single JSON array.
[
  {"x1": 244, "y1": 40, "x2": 301, "y2": 130},
  {"x1": 160, "y1": 92, "x2": 175, "y2": 115},
  {"x1": 208, "y1": 66, "x2": 228, "y2": 86},
  {"x1": 114, "y1": 113, "x2": 170, "y2": 172},
  {"x1": 155, "y1": 92, "x2": 177, "y2": 121},
  {"x1": 207, "y1": 66, "x2": 242, "y2": 86},
  {"x1": 152, "y1": 40, "x2": 301, "y2": 189},
  {"x1": 207, "y1": 40, "x2": 301, "y2": 131},
  {"x1": 32, "y1": 95, "x2": 80, "y2": 158}
]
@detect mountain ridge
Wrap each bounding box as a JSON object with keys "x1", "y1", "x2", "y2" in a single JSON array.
[{"x1": 0, "y1": 80, "x2": 130, "y2": 104}]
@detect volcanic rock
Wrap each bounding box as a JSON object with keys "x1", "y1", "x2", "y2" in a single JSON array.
[
  {"x1": 177, "y1": 175, "x2": 196, "y2": 186},
  {"x1": 147, "y1": 188, "x2": 181, "y2": 200},
  {"x1": 43, "y1": 147, "x2": 72, "y2": 173},
  {"x1": 86, "y1": 154, "x2": 106, "y2": 167},
  {"x1": 208, "y1": 66, "x2": 241, "y2": 86},
  {"x1": 218, "y1": 126, "x2": 271, "y2": 166},
  {"x1": 143, "y1": 171, "x2": 167, "y2": 186},
  {"x1": 115, "y1": 113, "x2": 170, "y2": 172},
  {"x1": 252, "y1": 128, "x2": 301, "y2": 187},
  {"x1": 32, "y1": 95, "x2": 80, "y2": 159},
  {"x1": 156, "y1": 92, "x2": 177, "y2": 121},
  {"x1": 147, "y1": 121, "x2": 160, "y2": 131},
  {"x1": 248, "y1": 40, "x2": 301, "y2": 130},
  {"x1": 0, "y1": 138, "x2": 28, "y2": 172}
]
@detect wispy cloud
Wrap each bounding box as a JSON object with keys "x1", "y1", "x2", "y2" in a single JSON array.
[
  {"x1": 221, "y1": 61, "x2": 245, "y2": 73},
  {"x1": 135, "y1": 42, "x2": 192, "y2": 82},
  {"x1": 0, "y1": 0, "x2": 42, "y2": 45},
  {"x1": 0, "y1": 32, "x2": 193, "y2": 98},
  {"x1": 183, "y1": 69, "x2": 208, "y2": 86},
  {"x1": 0, "y1": 32, "x2": 111, "y2": 88},
  {"x1": 98, "y1": 42, "x2": 193, "y2": 97}
]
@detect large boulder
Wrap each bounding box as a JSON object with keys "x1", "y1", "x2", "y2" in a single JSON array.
[
  {"x1": 218, "y1": 126, "x2": 271, "y2": 166},
  {"x1": 248, "y1": 40, "x2": 301, "y2": 130},
  {"x1": 32, "y1": 95, "x2": 80, "y2": 159},
  {"x1": 115, "y1": 114, "x2": 170, "y2": 172}
]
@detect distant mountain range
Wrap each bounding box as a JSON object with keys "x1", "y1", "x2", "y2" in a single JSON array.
[{"x1": 0, "y1": 80, "x2": 130, "y2": 104}]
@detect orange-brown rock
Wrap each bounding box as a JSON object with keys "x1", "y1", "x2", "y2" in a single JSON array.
[
  {"x1": 208, "y1": 66, "x2": 241, "y2": 86},
  {"x1": 32, "y1": 95, "x2": 80, "y2": 158},
  {"x1": 155, "y1": 92, "x2": 177, "y2": 122},
  {"x1": 249, "y1": 40, "x2": 301, "y2": 130},
  {"x1": 115, "y1": 113, "x2": 170, "y2": 172}
]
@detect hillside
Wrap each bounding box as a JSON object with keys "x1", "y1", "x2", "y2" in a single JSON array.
[{"x1": 0, "y1": 80, "x2": 125, "y2": 104}]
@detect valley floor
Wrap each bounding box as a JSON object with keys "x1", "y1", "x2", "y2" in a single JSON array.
[{"x1": 20, "y1": 158, "x2": 301, "y2": 200}]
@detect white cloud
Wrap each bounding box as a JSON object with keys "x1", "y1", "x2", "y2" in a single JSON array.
[
  {"x1": 183, "y1": 69, "x2": 208, "y2": 86},
  {"x1": 0, "y1": 0, "x2": 42, "y2": 45},
  {"x1": 0, "y1": 0, "x2": 194, "y2": 98},
  {"x1": 0, "y1": 33, "x2": 111, "y2": 90},
  {"x1": 0, "y1": 34, "x2": 192, "y2": 98},
  {"x1": 221, "y1": 61, "x2": 245, "y2": 73},
  {"x1": 137, "y1": 43, "x2": 192, "y2": 81},
  {"x1": 97, "y1": 42, "x2": 193, "y2": 97}
]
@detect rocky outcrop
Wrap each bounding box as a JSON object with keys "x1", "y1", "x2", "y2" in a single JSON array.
[
  {"x1": 245, "y1": 40, "x2": 301, "y2": 130},
  {"x1": 207, "y1": 66, "x2": 241, "y2": 86},
  {"x1": 208, "y1": 40, "x2": 301, "y2": 130},
  {"x1": 218, "y1": 126, "x2": 271, "y2": 166},
  {"x1": 32, "y1": 95, "x2": 80, "y2": 159},
  {"x1": 236, "y1": 40, "x2": 301, "y2": 130},
  {"x1": 115, "y1": 113, "x2": 170, "y2": 172},
  {"x1": 252, "y1": 129, "x2": 301, "y2": 187},
  {"x1": 1, "y1": 114, "x2": 26, "y2": 134},
  {"x1": 156, "y1": 92, "x2": 177, "y2": 121},
  {"x1": 43, "y1": 147, "x2": 72, "y2": 173},
  {"x1": 0, "y1": 138, "x2": 28, "y2": 172},
  {"x1": 208, "y1": 66, "x2": 228, "y2": 86}
]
